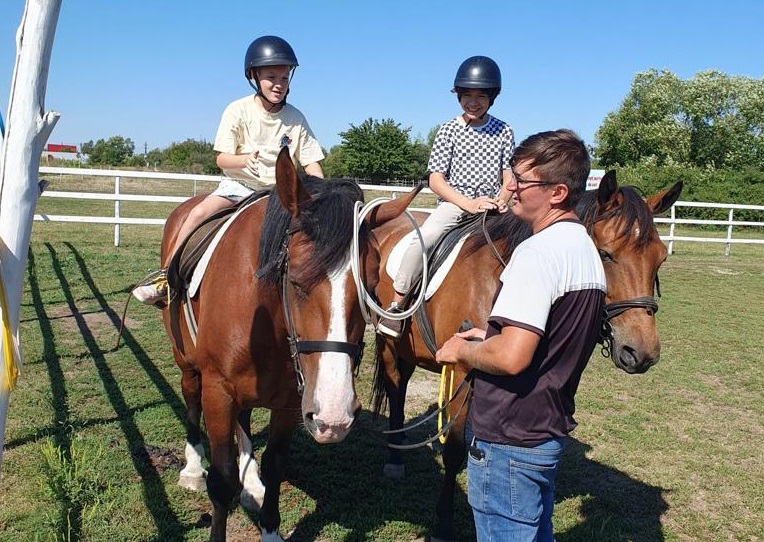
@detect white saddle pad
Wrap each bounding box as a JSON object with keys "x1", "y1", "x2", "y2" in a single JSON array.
[
  {"x1": 188, "y1": 198, "x2": 263, "y2": 298},
  {"x1": 385, "y1": 231, "x2": 469, "y2": 300}
]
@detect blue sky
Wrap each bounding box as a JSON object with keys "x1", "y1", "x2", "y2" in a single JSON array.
[{"x1": 1, "y1": 0, "x2": 762, "y2": 155}]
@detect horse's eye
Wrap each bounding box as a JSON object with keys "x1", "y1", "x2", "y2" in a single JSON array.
[{"x1": 598, "y1": 249, "x2": 614, "y2": 263}]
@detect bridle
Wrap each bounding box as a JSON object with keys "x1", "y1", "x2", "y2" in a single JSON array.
[
  {"x1": 585, "y1": 207, "x2": 662, "y2": 358},
  {"x1": 258, "y1": 222, "x2": 364, "y2": 395}
]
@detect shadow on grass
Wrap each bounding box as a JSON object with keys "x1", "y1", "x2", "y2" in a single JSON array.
[
  {"x1": 238, "y1": 415, "x2": 666, "y2": 542},
  {"x1": 556, "y1": 437, "x2": 668, "y2": 542},
  {"x1": 241, "y1": 405, "x2": 475, "y2": 542},
  {"x1": 17, "y1": 242, "x2": 192, "y2": 541}
]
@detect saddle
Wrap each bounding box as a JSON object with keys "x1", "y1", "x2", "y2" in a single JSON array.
[{"x1": 166, "y1": 190, "x2": 269, "y2": 296}]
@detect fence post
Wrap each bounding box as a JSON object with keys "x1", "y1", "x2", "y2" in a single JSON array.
[
  {"x1": 114, "y1": 176, "x2": 121, "y2": 247},
  {"x1": 668, "y1": 204, "x2": 677, "y2": 255},
  {"x1": 724, "y1": 208, "x2": 734, "y2": 256}
]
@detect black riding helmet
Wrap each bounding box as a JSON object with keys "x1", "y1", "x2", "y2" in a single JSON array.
[
  {"x1": 244, "y1": 35, "x2": 299, "y2": 98},
  {"x1": 453, "y1": 55, "x2": 501, "y2": 105}
]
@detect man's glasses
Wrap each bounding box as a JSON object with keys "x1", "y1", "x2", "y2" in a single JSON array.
[{"x1": 509, "y1": 167, "x2": 559, "y2": 187}]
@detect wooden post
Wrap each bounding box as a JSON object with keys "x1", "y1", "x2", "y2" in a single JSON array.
[{"x1": 0, "y1": 0, "x2": 62, "y2": 483}]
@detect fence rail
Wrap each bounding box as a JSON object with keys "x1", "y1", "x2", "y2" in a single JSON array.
[{"x1": 37, "y1": 166, "x2": 764, "y2": 254}]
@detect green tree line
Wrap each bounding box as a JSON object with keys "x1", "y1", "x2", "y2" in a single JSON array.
[{"x1": 64, "y1": 68, "x2": 763, "y2": 206}]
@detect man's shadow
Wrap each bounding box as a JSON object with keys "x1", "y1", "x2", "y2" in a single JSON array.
[{"x1": 555, "y1": 437, "x2": 668, "y2": 541}]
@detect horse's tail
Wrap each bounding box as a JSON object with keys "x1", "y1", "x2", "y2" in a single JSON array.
[{"x1": 370, "y1": 333, "x2": 389, "y2": 420}]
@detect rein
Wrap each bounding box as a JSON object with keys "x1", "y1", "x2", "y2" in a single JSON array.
[
  {"x1": 261, "y1": 223, "x2": 364, "y2": 395},
  {"x1": 359, "y1": 370, "x2": 475, "y2": 450}
]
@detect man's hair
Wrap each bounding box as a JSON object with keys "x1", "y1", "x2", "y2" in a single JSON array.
[{"x1": 512, "y1": 129, "x2": 591, "y2": 208}]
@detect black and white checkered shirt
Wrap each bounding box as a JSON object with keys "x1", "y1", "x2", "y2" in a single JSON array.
[{"x1": 427, "y1": 114, "x2": 515, "y2": 200}]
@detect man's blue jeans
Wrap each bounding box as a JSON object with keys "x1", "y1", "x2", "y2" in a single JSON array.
[{"x1": 467, "y1": 436, "x2": 565, "y2": 542}]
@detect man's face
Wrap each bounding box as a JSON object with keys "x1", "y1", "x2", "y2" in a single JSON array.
[{"x1": 507, "y1": 160, "x2": 558, "y2": 224}]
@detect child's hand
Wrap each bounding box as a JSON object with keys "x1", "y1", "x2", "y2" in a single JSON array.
[
  {"x1": 244, "y1": 150, "x2": 260, "y2": 177},
  {"x1": 466, "y1": 196, "x2": 498, "y2": 215},
  {"x1": 469, "y1": 196, "x2": 502, "y2": 214}
]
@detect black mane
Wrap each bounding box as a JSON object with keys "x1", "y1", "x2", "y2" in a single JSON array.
[
  {"x1": 463, "y1": 211, "x2": 532, "y2": 261},
  {"x1": 259, "y1": 175, "x2": 366, "y2": 289},
  {"x1": 464, "y1": 184, "x2": 656, "y2": 260}
]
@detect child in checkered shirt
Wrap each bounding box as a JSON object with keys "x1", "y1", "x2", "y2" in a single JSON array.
[{"x1": 377, "y1": 55, "x2": 515, "y2": 340}]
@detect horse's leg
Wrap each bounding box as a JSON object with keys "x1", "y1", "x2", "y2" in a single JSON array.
[
  {"x1": 175, "y1": 351, "x2": 208, "y2": 492},
  {"x1": 257, "y1": 408, "x2": 297, "y2": 542},
  {"x1": 432, "y1": 382, "x2": 470, "y2": 542},
  {"x1": 236, "y1": 408, "x2": 266, "y2": 511},
  {"x1": 380, "y1": 340, "x2": 416, "y2": 480},
  {"x1": 202, "y1": 381, "x2": 240, "y2": 542}
]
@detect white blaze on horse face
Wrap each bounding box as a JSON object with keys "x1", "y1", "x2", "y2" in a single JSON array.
[{"x1": 313, "y1": 259, "x2": 357, "y2": 435}]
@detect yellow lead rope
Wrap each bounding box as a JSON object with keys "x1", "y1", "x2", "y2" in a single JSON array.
[
  {"x1": 0, "y1": 264, "x2": 20, "y2": 392},
  {"x1": 437, "y1": 364, "x2": 455, "y2": 444}
]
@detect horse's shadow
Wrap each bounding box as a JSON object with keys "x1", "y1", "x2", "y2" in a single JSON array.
[
  {"x1": 243, "y1": 412, "x2": 667, "y2": 541},
  {"x1": 244, "y1": 404, "x2": 474, "y2": 541}
]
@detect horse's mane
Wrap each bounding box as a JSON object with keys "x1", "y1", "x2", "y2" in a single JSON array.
[
  {"x1": 576, "y1": 185, "x2": 658, "y2": 248},
  {"x1": 259, "y1": 175, "x2": 366, "y2": 289},
  {"x1": 462, "y1": 211, "x2": 532, "y2": 261}
]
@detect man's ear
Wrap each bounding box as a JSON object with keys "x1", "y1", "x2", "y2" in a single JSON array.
[{"x1": 549, "y1": 183, "x2": 569, "y2": 205}]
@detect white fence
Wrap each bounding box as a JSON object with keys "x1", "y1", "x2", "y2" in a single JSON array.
[{"x1": 36, "y1": 166, "x2": 764, "y2": 254}]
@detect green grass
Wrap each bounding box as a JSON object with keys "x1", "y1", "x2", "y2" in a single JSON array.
[{"x1": 0, "y1": 208, "x2": 762, "y2": 541}]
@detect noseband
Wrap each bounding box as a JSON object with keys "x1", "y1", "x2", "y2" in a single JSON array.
[{"x1": 259, "y1": 223, "x2": 364, "y2": 395}]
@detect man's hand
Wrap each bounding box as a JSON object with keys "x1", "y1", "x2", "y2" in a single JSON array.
[{"x1": 436, "y1": 328, "x2": 486, "y2": 365}]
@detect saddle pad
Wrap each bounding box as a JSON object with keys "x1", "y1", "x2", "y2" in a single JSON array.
[
  {"x1": 385, "y1": 231, "x2": 470, "y2": 300},
  {"x1": 188, "y1": 198, "x2": 264, "y2": 298}
]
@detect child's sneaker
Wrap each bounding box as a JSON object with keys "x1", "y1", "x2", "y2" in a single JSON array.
[{"x1": 132, "y1": 269, "x2": 169, "y2": 308}]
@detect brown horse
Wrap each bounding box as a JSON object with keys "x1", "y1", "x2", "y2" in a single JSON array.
[
  {"x1": 159, "y1": 147, "x2": 418, "y2": 542},
  {"x1": 369, "y1": 171, "x2": 683, "y2": 541}
]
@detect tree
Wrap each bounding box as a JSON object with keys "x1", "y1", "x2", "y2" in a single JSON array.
[
  {"x1": 338, "y1": 118, "x2": 424, "y2": 181},
  {"x1": 595, "y1": 69, "x2": 764, "y2": 169},
  {"x1": 80, "y1": 136, "x2": 135, "y2": 166},
  {"x1": 160, "y1": 139, "x2": 219, "y2": 174},
  {"x1": 0, "y1": 0, "x2": 62, "y2": 483}
]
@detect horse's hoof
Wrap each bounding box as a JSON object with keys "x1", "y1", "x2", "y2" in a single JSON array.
[
  {"x1": 259, "y1": 523, "x2": 286, "y2": 542},
  {"x1": 178, "y1": 473, "x2": 207, "y2": 492},
  {"x1": 239, "y1": 489, "x2": 264, "y2": 512},
  {"x1": 383, "y1": 463, "x2": 406, "y2": 480}
]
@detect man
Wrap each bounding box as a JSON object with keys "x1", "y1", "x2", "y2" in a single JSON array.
[{"x1": 436, "y1": 129, "x2": 606, "y2": 541}]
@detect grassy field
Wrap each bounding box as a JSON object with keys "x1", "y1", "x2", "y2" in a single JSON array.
[{"x1": 0, "y1": 199, "x2": 762, "y2": 541}]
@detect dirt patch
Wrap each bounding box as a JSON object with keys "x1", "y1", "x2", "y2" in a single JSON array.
[
  {"x1": 404, "y1": 368, "x2": 442, "y2": 416},
  {"x1": 45, "y1": 303, "x2": 140, "y2": 340}
]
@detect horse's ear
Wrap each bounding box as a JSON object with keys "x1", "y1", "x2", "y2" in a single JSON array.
[
  {"x1": 597, "y1": 170, "x2": 618, "y2": 206},
  {"x1": 646, "y1": 180, "x2": 683, "y2": 216},
  {"x1": 275, "y1": 146, "x2": 311, "y2": 218},
  {"x1": 364, "y1": 184, "x2": 424, "y2": 229}
]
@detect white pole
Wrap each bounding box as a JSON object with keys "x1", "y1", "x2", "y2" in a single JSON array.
[
  {"x1": 114, "y1": 176, "x2": 121, "y2": 246},
  {"x1": 0, "y1": 0, "x2": 63, "y2": 484},
  {"x1": 724, "y1": 208, "x2": 733, "y2": 257}
]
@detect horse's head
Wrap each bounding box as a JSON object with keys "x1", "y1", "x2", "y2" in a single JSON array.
[
  {"x1": 581, "y1": 170, "x2": 682, "y2": 374},
  {"x1": 269, "y1": 148, "x2": 418, "y2": 443}
]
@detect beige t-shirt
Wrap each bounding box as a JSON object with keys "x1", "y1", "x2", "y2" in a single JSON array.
[{"x1": 213, "y1": 95, "x2": 325, "y2": 186}]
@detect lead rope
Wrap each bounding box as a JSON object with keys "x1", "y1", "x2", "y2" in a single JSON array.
[{"x1": 437, "y1": 319, "x2": 478, "y2": 443}]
